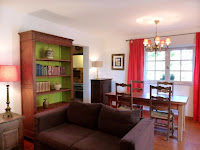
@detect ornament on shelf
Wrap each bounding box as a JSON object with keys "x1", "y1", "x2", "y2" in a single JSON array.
[
  {"x1": 54, "y1": 82, "x2": 62, "y2": 90},
  {"x1": 45, "y1": 48, "x2": 54, "y2": 59},
  {"x1": 43, "y1": 98, "x2": 49, "y2": 109}
]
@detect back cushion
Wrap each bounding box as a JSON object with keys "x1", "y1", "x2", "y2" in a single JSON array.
[
  {"x1": 67, "y1": 100, "x2": 101, "y2": 129},
  {"x1": 98, "y1": 105, "x2": 140, "y2": 137}
]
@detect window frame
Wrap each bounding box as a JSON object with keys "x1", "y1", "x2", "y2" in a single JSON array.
[{"x1": 144, "y1": 45, "x2": 195, "y2": 85}]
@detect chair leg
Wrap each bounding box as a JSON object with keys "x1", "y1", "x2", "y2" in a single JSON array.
[
  {"x1": 167, "y1": 124, "x2": 170, "y2": 142},
  {"x1": 140, "y1": 105, "x2": 143, "y2": 118},
  {"x1": 172, "y1": 116, "x2": 174, "y2": 136}
]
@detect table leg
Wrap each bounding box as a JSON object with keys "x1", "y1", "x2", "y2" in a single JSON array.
[
  {"x1": 178, "y1": 105, "x2": 184, "y2": 142},
  {"x1": 183, "y1": 105, "x2": 185, "y2": 131}
]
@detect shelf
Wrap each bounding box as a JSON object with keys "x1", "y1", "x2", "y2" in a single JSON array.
[
  {"x1": 37, "y1": 102, "x2": 70, "y2": 113},
  {"x1": 36, "y1": 88, "x2": 71, "y2": 96},
  {"x1": 36, "y1": 58, "x2": 71, "y2": 62},
  {"x1": 36, "y1": 75, "x2": 71, "y2": 78}
]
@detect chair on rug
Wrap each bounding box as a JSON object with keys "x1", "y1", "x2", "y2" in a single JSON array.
[
  {"x1": 131, "y1": 80, "x2": 144, "y2": 117},
  {"x1": 157, "y1": 81, "x2": 174, "y2": 95},
  {"x1": 150, "y1": 85, "x2": 174, "y2": 141}
]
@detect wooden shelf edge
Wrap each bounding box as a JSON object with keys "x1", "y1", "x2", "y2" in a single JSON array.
[
  {"x1": 36, "y1": 75, "x2": 71, "y2": 78},
  {"x1": 36, "y1": 88, "x2": 71, "y2": 96},
  {"x1": 36, "y1": 58, "x2": 71, "y2": 62},
  {"x1": 37, "y1": 102, "x2": 70, "y2": 113}
]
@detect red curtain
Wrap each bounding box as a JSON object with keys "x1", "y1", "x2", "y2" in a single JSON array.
[
  {"x1": 127, "y1": 39, "x2": 144, "y2": 89},
  {"x1": 193, "y1": 32, "x2": 200, "y2": 121}
]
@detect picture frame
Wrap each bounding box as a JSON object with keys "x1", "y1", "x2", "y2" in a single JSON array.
[{"x1": 111, "y1": 54, "x2": 125, "y2": 70}]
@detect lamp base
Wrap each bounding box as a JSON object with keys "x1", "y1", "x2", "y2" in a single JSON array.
[{"x1": 3, "y1": 111, "x2": 13, "y2": 118}]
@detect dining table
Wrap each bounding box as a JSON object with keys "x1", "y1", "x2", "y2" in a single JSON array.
[{"x1": 105, "y1": 91, "x2": 188, "y2": 142}]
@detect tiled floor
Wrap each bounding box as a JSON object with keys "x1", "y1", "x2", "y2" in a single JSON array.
[{"x1": 24, "y1": 111, "x2": 200, "y2": 150}]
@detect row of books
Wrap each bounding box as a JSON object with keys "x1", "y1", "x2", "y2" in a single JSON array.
[
  {"x1": 36, "y1": 64, "x2": 66, "y2": 76},
  {"x1": 36, "y1": 81, "x2": 51, "y2": 93}
]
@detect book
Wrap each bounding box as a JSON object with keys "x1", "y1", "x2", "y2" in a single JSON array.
[
  {"x1": 36, "y1": 82, "x2": 40, "y2": 92},
  {"x1": 48, "y1": 66, "x2": 52, "y2": 75},
  {"x1": 36, "y1": 64, "x2": 40, "y2": 76},
  {"x1": 39, "y1": 64, "x2": 42, "y2": 76}
]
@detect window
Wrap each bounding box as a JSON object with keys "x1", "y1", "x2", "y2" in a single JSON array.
[{"x1": 145, "y1": 47, "x2": 195, "y2": 83}]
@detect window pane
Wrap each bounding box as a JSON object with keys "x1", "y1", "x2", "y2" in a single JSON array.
[
  {"x1": 156, "y1": 51, "x2": 165, "y2": 60},
  {"x1": 170, "y1": 50, "x2": 180, "y2": 60},
  {"x1": 170, "y1": 61, "x2": 180, "y2": 70},
  {"x1": 182, "y1": 50, "x2": 193, "y2": 60},
  {"x1": 156, "y1": 61, "x2": 165, "y2": 70},
  {"x1": 181, "y1": 71, "x2": 192, "y2": 81},
  {"x1": 146, "y1": 62, "x2": 155, "y2": 70},
  {"x1": 170, "y1": 71, "x2": 180, "y2": 81},
  {"x1": 147, "y1": 52, "x2": 155, "y2": 60},
  {"x1": 156, "y1": 71, "x2": 165, "y2": 80},
  {"x1": 146, "y1": 71, "x2": 155, "y2": 80},
  {"x1": 181, "y1": 61, "x2": 193, "y2": 71}
]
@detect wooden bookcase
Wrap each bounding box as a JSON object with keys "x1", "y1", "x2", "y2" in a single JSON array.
[{"x1": 19, "y1": 30, "x2": 73, "y2": 139}]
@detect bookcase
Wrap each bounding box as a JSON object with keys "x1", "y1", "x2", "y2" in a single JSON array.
[{"x1": 19, "y1": 30, "x2": 73, "y2": 139}]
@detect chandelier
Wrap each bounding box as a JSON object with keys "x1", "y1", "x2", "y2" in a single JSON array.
[{"x1": 143, "y1": 20, "x2": 171, "y2": 52}]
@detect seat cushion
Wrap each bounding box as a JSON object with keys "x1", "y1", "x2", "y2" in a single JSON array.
[
  {"x1": 38, "y1": 123, "x2": 94, "y2": 150},
  {"x1": 151, "y1": 111, "x2": 173, "y2": 120},
  {"x1": 98, "y1": 105, "x2": 140, "y2": 137},
  {"x1": 67, "y1": 100, "x2": 101, "y2": 129},
  {"x1": 71, "y1": 131, "x2": 120, "y2": 150}
]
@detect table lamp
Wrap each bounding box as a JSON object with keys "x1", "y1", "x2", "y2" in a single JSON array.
[
  {"x1": 0, "y1": 65, "x2": 19, "y2": 117},
  {"x1": 92, "y1": 61, "x2": 103, "y2": 79}
]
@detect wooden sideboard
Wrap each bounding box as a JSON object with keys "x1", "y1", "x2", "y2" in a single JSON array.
[
  {"x1": 91, "y1": 78, "x2": 112, "y2": 104},
  {"x1": 0, "y1": 113, "x2": 25, "y2": 150}
]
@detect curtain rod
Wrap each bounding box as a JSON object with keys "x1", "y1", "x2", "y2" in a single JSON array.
[{"x1": 126, "y1": 32, "x2": 196, "y2": 42}]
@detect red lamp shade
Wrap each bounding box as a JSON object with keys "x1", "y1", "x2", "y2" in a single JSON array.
[
  {"x1": 160, "y1": 40, "x2": 165, "y2": 47},
  {"x1": 166, "y1": 37, "x2": 171, "y2": 45},
  {"x1": 155, "y1": 36, "x2": 160, "y2": 45},
  {"x1": 0, "y1": 65, "x2": 19, "y2": 82},
  {"x1": 143, "y1": 39, "x2": 148, "y2": 46}
]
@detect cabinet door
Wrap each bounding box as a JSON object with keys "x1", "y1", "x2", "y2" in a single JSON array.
[{"x1": 91, "y1": 81, "x2": 100, "y2": 103}]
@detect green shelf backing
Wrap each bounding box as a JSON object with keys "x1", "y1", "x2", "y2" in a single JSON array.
[
  {"x1": 36, "y1": 91, "x2": 71, "y2": 107},
  {"x1": 35, "y1": 41, "x2": 72, "y2": 106}
]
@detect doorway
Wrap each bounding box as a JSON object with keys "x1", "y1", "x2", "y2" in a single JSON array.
[{"x1": 73, "y1": 46, "x2": 83, "y2": 101}]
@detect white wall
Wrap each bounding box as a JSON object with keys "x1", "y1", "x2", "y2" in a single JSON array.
[{"x1": 0, "y1": 6, "x2": 105, "y2": 114}]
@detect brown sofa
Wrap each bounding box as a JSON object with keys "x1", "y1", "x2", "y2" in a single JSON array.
[{"x1": 34, "y1": 100, "x2": 154, "y2": 150}]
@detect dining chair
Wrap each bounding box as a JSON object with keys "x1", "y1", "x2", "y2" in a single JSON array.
[
  {"x1": 157, "y1": 81, "x2": 174, "y2": 95},
  {"x1": 150, "y1": 85, "x2": 174, "y2": 141},
  {"x1": 116, "y1": 83, "x2": 133, "y2": 110},
  {"x1": 131, "y1": 80, "x2": 144, "y2": 117}
]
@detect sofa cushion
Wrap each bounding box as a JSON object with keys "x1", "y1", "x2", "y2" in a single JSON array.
[
  {"x1": 67, "y1": 100, "x2": 101, "y2": 129},
  {"x1": 71, "y1": 131, "x2": 120, "y2": 150},
  {"x1": 98, "y1": 105, "x2": 140, "y2": 137},
  {"x1": 38, "y1": 123, "x2": 94, "y2": 150}
]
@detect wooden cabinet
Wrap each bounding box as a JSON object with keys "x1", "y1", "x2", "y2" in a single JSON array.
[
  {"x1": 91, "y1": 79, "x2": 112, "y2": 104},
  {"x1": 19, "y1": 30, "x2": 73, "y2": 139},
  {"x1": 0, "y1": 113, "x2": 24, "y2": 150}
]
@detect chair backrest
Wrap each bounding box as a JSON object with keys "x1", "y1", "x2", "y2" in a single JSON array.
[
  {"x1": 157, "y1": 81, "x2": 174, "y2": 95},
  {"x1": 150, "y1": 85, "x2": 172, "y2": 118},
  {"x1": 116, "y1": 83, "x2": 133, "y2": 110},
  {"x1": 131, "y1": 80, "x2": 144, "y2": 92}
]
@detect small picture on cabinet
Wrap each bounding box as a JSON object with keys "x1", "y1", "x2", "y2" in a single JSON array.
[{"x1": 111, "y1": 54, "x2": 124, "y2": 70}]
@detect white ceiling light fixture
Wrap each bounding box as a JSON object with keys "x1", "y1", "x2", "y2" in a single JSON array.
[{"x1": 143, "y1": 20, "x2": 171, "y2": 53}]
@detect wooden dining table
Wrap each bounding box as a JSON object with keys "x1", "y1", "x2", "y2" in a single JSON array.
[{"x1": 105, "y1": 92, "x2": 188, "y2": 142}]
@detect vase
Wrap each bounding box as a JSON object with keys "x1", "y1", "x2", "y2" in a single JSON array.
[
  {"x1": 43, "y1": 98, "x2": 49, "y2": 109},
  {"x1": 45, "y1": 48, "x2": 54, "y2": 59},
  {"x1": 54, "y1": 83, "x2": 62, "y2": 90}
]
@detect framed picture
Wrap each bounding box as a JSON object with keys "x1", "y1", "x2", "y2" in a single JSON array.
[{"x1": 111, "y1": 54, "x2": 125, "y2": 70}]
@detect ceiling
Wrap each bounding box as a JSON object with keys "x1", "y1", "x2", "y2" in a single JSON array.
[{"x1": 1, "y1": 0, "x2": 200, "y2": 37}]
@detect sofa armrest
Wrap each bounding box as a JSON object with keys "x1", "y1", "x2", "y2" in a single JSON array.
[
  {"x1": 34, "y1": 105, "x2": 68, "y2": 134},
  {"x1": 120, "y1": 118, "x2": 154, "y2": 150}
]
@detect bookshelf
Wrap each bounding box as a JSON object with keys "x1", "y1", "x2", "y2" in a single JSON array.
[{"x1": 19, "y1": 30, "x2": 73, "y2": 139}]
